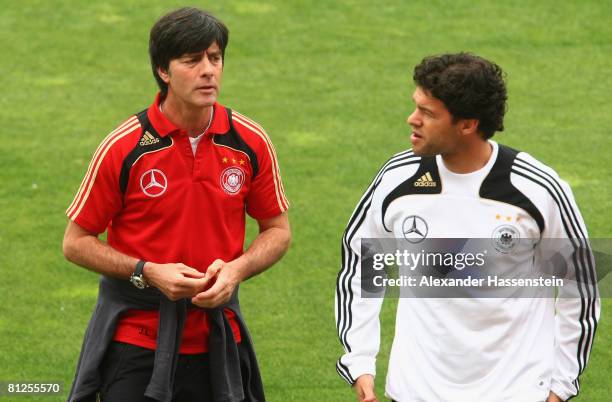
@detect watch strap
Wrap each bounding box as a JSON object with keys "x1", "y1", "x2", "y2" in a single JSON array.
[{"x1": 134, "y1": 260, "x2": 147, "y2": 277}]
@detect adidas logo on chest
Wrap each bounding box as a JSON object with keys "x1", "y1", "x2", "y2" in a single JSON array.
[
  {"x1": 139, "y1": 131, "x2": 160, "y2": 146},
  {"x1": 414, "y1": 172, "x2": 437, "y2": 187}
]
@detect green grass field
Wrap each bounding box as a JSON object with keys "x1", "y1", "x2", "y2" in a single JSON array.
[{"x1": 0, "y1": 0, "x2": 610, "y2": 401}]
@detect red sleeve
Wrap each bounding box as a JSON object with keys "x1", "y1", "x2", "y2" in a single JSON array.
[
  {"x1": 65, "y1": 119, "x2": 138, "y2": 234},
  {"x1": 245, "y1": 128, "x2": 289, "y2": 220}
]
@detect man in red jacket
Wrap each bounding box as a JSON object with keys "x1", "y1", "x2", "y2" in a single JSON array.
[{"x1": 63, "y1": 7, "x2": 291, "y2": 402}]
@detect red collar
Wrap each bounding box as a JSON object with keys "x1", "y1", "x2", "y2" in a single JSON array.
[{"x1": 146, "y1": 93, "x2": 230, "y2": 137}]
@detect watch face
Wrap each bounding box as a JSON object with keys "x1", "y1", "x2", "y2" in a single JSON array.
[{"x1": 130, "y1": 276, "x2": 147, "y2": 289}]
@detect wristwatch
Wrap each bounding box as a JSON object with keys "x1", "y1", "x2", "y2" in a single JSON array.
[{"x1": 130, "y1": 260, "x2": 149, "y2": 289}]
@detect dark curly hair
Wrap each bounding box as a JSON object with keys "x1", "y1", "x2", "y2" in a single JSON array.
[
  {"x1": 413, "y1": 53, "x2": 507, "y2": 139},
  {"x1": 149, "y1": 8, "x2": 229, "y2": 97}
]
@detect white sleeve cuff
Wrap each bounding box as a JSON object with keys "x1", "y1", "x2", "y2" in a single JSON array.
[
  {"x1": 550, "y1": 378, "x2": 576, "y2": 401},
  {"x1": 337, "y1": 355, "x2": 376, "y2": 385}
]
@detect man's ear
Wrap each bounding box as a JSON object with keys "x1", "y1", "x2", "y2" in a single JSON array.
[
  {"x1": 459, "y1": 118, "x2": 479, "y2": 136},
  {"x1": 157, "y1": 66, "x2": 170, "y2": 84}
]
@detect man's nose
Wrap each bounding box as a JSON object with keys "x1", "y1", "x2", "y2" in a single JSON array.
[
  {"x1": 198, "y1": 56, "x2": 214, "y2": 76},
  {"x1": 407, "y1": 110, "x2": 420, "y2": 126}
]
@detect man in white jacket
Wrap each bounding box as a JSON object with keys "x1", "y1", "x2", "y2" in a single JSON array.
[{"x1": 335, "y1": 53, "x2": 599, "y2": 402}]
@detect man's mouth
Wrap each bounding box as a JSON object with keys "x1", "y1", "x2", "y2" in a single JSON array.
[
  {"x1": 410, "y1": 131, "x2": 423, "y2": 145},
  {"x1": 196, "y1": 85, "x2": 216, "y2": 92}
]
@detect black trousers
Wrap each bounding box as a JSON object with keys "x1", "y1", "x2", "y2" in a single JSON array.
[{"x1": 93, "y1": 341, "x2": 257, "y2": 402}]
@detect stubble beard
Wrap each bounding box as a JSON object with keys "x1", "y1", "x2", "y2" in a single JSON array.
[{"x1": 412, "y1": 141, "x2": 440, "y2": 157}]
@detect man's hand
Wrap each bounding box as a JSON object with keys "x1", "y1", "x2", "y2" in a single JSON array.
[
  {"x1": 143, "y1": 262, "x2": 208, "y2": 301},
  {"x1": 190, "y1": 213, "x2": 290, "y2": 308},
  {"x1": 191, "y1": 259, "x2": 241, "y2": 308},
  {"x1": 353, "y1": 374, "x2": 378, "y2": 402},
  {"x1": 546, "y1": 391, "x2": 564, "y2": 402}
]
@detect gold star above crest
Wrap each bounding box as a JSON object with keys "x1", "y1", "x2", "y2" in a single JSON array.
[
  {"x1": 239, "y1": 159, "x2": 246, "y2": 165},
  {"x1": 506, "y1": 216, "x2": 512, "y2": 222},
  {"x1": 495, "y1": 214, "x2": 501, "y2": 220},
  {"x1": 232, "y1": 158, "x2": 237, "y2": 164}
]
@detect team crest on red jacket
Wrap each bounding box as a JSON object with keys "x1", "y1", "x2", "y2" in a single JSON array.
[
  {"x1": 140, "y1": 169, "x2": 168, "y2": 197},
  {"x1": 220, "y1": 166, "x2": 245, "y2": 195}
]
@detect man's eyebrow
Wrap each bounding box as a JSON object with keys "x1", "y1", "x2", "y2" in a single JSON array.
[
  {"x1": 181, "y1": 51, "x2": 205, "y2": 58},
  {"x1": 413, "y1": 99, "x2": 433, "y2": 114}
]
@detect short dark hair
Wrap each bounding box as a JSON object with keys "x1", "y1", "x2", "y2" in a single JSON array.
[
  {"x1": 149, "y1": 7, "x2": 229, "y2": 97},
  {"x1": 413, "y1": 53, "x2": 507, "y2": 139}
]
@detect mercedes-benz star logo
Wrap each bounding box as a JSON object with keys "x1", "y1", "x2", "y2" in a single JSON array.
[
  {"x1": 140, "y1": 169, "x2": 168, "y2": 197},
  {"x1": 402, "y1": 215, "x2": 428, "y2": 243}
]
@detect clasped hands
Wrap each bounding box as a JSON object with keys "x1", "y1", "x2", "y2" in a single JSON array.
[{"x1": 142, "y1": 259, "x2": 240, "y2": 308}]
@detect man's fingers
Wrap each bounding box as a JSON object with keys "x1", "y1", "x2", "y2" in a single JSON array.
[
  {"x1": 191, "y1": 279, "x2": 232, "y2": 307},
  {"x1": 358, "y1": 387, "x2": 377, "y2": 402},
  {"x1": 190, "y1": 260, "x2": 237, "y2": 307},
  {"x1": 360, "y1": 390, "x2": 377, "y2": 402},
  {"x1": 173, "y1": 263, "x2": 205, "y2": 278},
  {"x1": 208, "y1": 259, "x2": 225, "y2": 271},
  {"x1": 192, "y1": 294, "x2": 221, "y2": 308},
  {"x1": 191, "y1": 292, "x2": 223, "y2": 308},
  {"x1": 181, "y1": 267, "x2": 206, "y2": 278},
  {"x1": 193, "y1": 278, "x2": 224, "y2": 301},
  {"x1": 354, "y1": 375, "x2": 377, "y2": 402},
  {"x1": 176, "y1": 275, "x2": 211, "y2": 296},
  {"x1": 203, "y1": 269, "x2": 218, "y2": 282},
  {"x1": 204, "y1": 259, "x2": 225, "y2": 280}
]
